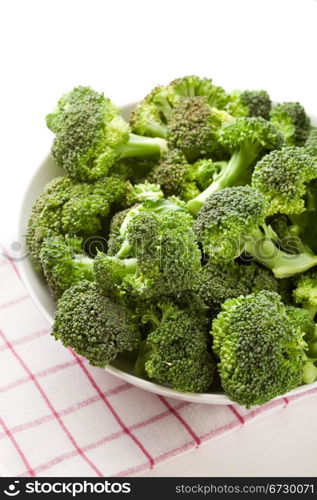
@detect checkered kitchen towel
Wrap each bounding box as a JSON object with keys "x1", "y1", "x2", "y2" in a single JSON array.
[{"x1": 1, "y1": 245, "x2": 317, "y2": 477}]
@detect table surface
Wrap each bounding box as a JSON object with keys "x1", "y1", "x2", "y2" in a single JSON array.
[{"x1": 1, "y1": 0, "x2": 317, "y2": 477}]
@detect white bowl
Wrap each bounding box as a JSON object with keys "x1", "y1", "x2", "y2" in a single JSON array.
[{"x1": 18, "y1": 104, "x2": 317, "y2": 405}]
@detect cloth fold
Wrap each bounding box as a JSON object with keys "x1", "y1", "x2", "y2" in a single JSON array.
[{"x1": 1, "y1": 248, "x2": 317, "y2": 477}]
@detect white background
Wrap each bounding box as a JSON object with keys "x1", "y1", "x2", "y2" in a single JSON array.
[{"x1": 1, "y1": 0, "x2": 317, "y2": 476}]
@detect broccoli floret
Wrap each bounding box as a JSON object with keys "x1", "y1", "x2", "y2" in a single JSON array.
[
  {"x1": 293, "y1": 272, "x2": 317, "y2": 319},
  {"x1": 226, "y1": 89, "x2": 271, "y2": 119},
  {"x1": 268, "y1": 214, "x2": 301, "y2": 241},
  {"x1": 125, "y1": 181, "x2": 163, "y2": 206},
  {"x1": 94, "y1": 253, "x2": 138, "y2": 298},
  {"x1": 46, "y1": 86, "x2": 167, "y2": 181},
  {"x1": 187, "y1": 117, "x2": 284, "y2": 215},
  {"x1": 94, "y1": 199, "x2": 201, "y2": 299},
  {"x1": 26, "y1": 176, "x2": 127, "y2": 268},
  {"x1": 52, "y1": 280, "x2": 140, "y2": 367},
  {"x1": 270, "y1": 102, "x2": 311, "y2": 146},
  {"x1": 305, "y1": 128, "x2": 317, "y2": 160},
  {"x1": 252, "y1": 147, "x2": 317, "y2": 216},
  {"x1": 149, "y1": 150, "x2": 200, "y2": 201},
  {"x1": 197, "y1": 260, "x2": 288, "y2": 316},
  {"x1": 266, "y1": 213, "x2": 315, "y2": 263},
  {"x1": 39, "y1": 235, "x2": 94, "y2": 300},
  {"x1": 130, "y1": 75, "x2": 228, "y2": 138},
  {"x1": 107, "y1": 208, "x2": 133, "y2": 256},
  {"x1": 211, "y1": 290, "x2": 314, "y2": 407},
  {"x1": 194, "y1": 159, "x2": 227, "y2": 190},
  {"x1": 135, "y1": 301, "x2": 215, "y2": 392},
  {"x1": 167, "y1": 97, "x2": 232, "y2": 161},
  {"x1": 169, "y1": 75, "x2": 229, "y2": 108},
  {"x1": 194, "y1": 185, "x2": 317, "y2": 278},
  {"x1": 107, "y1": 157, "x2": 158, "y2": 182}
]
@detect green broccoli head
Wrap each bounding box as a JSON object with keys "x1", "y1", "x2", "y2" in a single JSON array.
[
  {"x1": 95, "y1": 199, "x2": 202, "y2": 300},
  {"x1": 130, "y1": 75, "x2": 228, "y2": 139},
  {"x1": 135, "y1": 301, "x2": 215, "y2": 392},
  {"x1": 149, "y1": 150, "x2": 200, "y2": 201},
  {"x1": 39, "y1": 235, "x2": 94, "y2": 300},
  {"x1": 194, "y1": 185, "x2": 267, "y2": 260},
  {"x1": 94, "y1": 253, "x2": 137, "y2": 298},
  {"x1": 305, "y1": 128, "x2": 317, "y2": 160},
  {"x1": 26, "y1": 176, "x2": 127, "y2": 268},
  {"x1": 285, "y1": 306, "x2": 317, "y2": 383},
  {"x1": 252, "y1": 147, "x2": 317, "y2": 215},
  {"x1": 226, "y1": 89, "x2": 271, "y2": 119},
  {"x1": 167, "y1": 97, "x2": 232, "y2": 161},
  {"x1": 211, "y1": 290, "x2": 308, "y2": 407},
  {"x1": 107, "y1": 207, "x2": 133, "y2": 256},
  {"x1": 270, "y1": 101, "x2": 311, "y2": 146},
  {"x1": 107, "y1": 157, "x2": 158, "y2": 182},
  {"x1": 198, "y1": 261, "x2": 282, "y2": 317},
  {"x1": 52, "y1": 280, "x2": 140, "y2": 367},
  {"x1": 46, "y1": 86, "x2": 167, "y2": 181}
]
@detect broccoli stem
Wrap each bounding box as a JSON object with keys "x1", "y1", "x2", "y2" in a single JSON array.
[
  {"x1": 187, "y1": 144, "x2": 261, "y2": 215},
  {"x1": 121, "y1": 133, "x2": 168, "y2": 158},
  {"x1": 243, "y1": 226, "x2": 317, "y2": 279}
]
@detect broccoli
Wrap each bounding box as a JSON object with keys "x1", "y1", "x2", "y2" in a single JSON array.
[
  {"x1": 39, "y1": 235, "x2": 94, "y2": 300},
  {"x1": 194, "y1": 185, "x2": 317, "y2": 278},
  {"x1": 268, "y1": 214, "x2": 302, "y2": 241},
  {"x1": 107, "y1": 157, "x2": 158, "y2": 182},
  {"x1": 187, "y1": 117, "x2": 284, "y2": 215},
  {"x1": 194, "y1": 159, "x2": 227, "y2": 191},
  {"x1": 197, "y1": 260, "x2": 289, "y2": 316},
  {"x1": 167, "y1": 97, "x2": 232, "y2": 161},
  {"x1": 270, "y1": 101, "x2": 311, "y2": 146},
  {"x1": 226, "y1": 89, "x2": 271, "y2": 119},
  {"x1": 293, "y1": 272, "x2": 317, "y2": 319},
  {"x1": 46, "y1": 86, "x2": 168, "y2": 182},
  {"x1": 252, "y1": 147, "x2": 317, "y2": 216},
  {"x1": 135, "y1": 301, "x2": 215, "y2": 392},
  {"x1": 149, "y1": 150, "x2": 200, "y2": 201},
  {"x1": 169, "y1": 75, "x2": 228, "y2": 108},
  {"x1": 26, "y1": 175, "x2": 126, "y2": 268},
  {"x1": 211, "y1": 290, "x2": 316, "y2": 407},
  {"x1": 107, "y1": 207, "x2": 133, "y2": 256},
  {"x1": 286, "y1": 306, "x2": 317, "y2": 384},
  {"x1": 52, "y1": 280, "x2": 140, "y2": 367},
  {"x1": 94, "y1": 199, "x2": 201, "y2": 299},
  {"x1": 130, "y1": 75, "x2": 228, "y2": 138},
  {"x1": 305, "y1": 128, "x2": 317, "y2": 160},
  {"x1": 125, "y1": 181, "x2": 163, "y2": 206}
]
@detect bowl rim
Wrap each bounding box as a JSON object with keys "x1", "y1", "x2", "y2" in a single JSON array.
[{"x1": 17, "y1": 103, "x2": 317, "y2": 406}]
